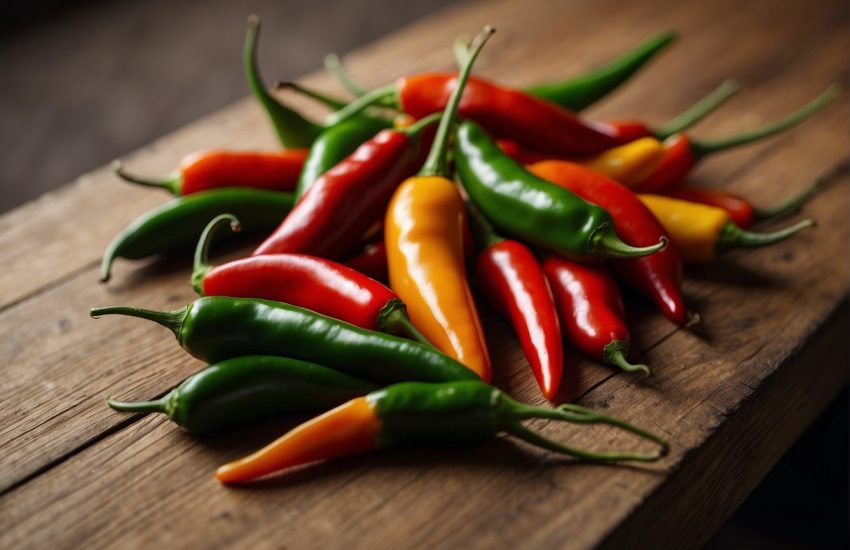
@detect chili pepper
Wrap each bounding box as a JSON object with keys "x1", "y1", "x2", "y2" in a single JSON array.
[
  {"x1": 343, "y1": 239, "x2": 388, "y2": 282},
  {"x1": 661, "y1": 174, "x2": 829, "y2": 229},
  {"x1": 333, "y1": 31, "x2": 675, "y2": 113},
  {"x1": 454, "y1": 120, "x2": 666, "y2": 261},
  {"x1": 252, "y1": 111, "x2": 438, "y2": 258},
  {"x1": 635, "y1": 85, "x2": 841, "y2": 191},
  {"x1": 107, "y1": 355, "x2": 377, "y2": 434},
  {"x1": 523, "y1": 31, "x2": 677, "y2": 111},
  {"x1": 544, "y1": 257, "x2": 649, "y2": 375},
  {"x1": 638, "y1": 194, "x2": 815, "y2": 263},
  {"x1": 245, "y1": 16, "x2": 322, "y2": 148},
  {"x1": 467, "y1": 205, "x2": 563, "y2": 399},
  {"x1": 100, "y1": 188, "x2": 293, "y2": 283},
  {"x1": 385, "y1": 27, "x2": 494, "y2": 381},
  {"x1": 111, "y1": 150, "x2": 307, "y2": 196},
  {"x1": 90, "y1": 296, "x2": 477, "y2": 384},
  {"x1": 527, "y1": 160, "x2": 687, "y2": 326},
  {"x1": 192, "y1": 215, "x2": 429, "y2": 345},
  {"x1": 216, "y1": 380, "x2": 669, "y2": 484}
]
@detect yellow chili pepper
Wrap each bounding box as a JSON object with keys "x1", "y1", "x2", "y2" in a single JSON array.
[
  {"x1": 580, "y1": 137, "x2": 665, "y2": 187},
  {"x1": 385, "y1": 27, "x2": 494, "y2": 381},
  {"x1": 638, "y1": 194, "x2": 815, "y2": 263}
]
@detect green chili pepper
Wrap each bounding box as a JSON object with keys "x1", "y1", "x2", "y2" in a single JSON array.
[
  {"x1": 100, "y1": 188, "x2": 294, "y2": 282},
  {"x1": 90, "y1": 296, "x2": 478, "y2": 384},
  {"x1": 216, "y1": 380, "x2": 670, "y2": 484},
  {"x1": 518, "y1": 31, "x2": 678, "y2": 111},
  {"x1": 108, "y1": 355, "x2": 377, "y2": 434},
  {"x1": 454, "y1": 120, "x2": 666, "y2": 260}
]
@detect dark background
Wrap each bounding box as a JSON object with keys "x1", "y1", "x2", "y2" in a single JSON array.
[{"x1": 1, "y1": 0, "x2": 846, "y2": 546}]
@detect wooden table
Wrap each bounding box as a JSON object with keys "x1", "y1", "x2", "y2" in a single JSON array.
[{"x1": 1, "y1": 0, "x2": 847, "y2": 547}]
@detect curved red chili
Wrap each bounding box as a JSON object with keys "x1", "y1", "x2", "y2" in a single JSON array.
[
  {"x1": 467, "y1": 206, "x2": 563, "y2": 400},
  {"x1": 113, "y1": 150, "x2": 307, "y2": 196},
  {"x1": 193, "y1": 216, "x2": 428, "y2": 344},
  {"x1": 528, "y1": 160, "x2": 688, "y2": 326},
  {"x1": 543, "y1": 257, "x2": 649, "y2": 375},
  {"x1": 253, "y1": 116, "x2": 438, "y2": 258}
]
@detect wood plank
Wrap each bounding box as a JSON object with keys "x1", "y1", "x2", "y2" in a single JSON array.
[
  {"x1": 0, "y1": 0, "x2": 848, "y2": 545},
  {"x1": 1, "y1": 174, "x2": 846, "y2": 546}
]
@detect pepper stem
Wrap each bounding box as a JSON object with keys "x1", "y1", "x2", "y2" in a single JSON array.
[
  {"x1": 753, "y1": 173, "x2": 833, "y2": 223},
  {"x1": 244, "y1": 15, "x2": 322, "y2": 148},
  {"x1": 656, "y1": 78, "x2": 741, "y2": 139},
  {"x1": 107, "y1": 396, "x2": 168, "y2": 414},
  {"x1": 377, "y1": 299, "x2": 433, "y2": 346},
  {"x1": 192, "y1": 214, "x2": 242, "y2": 295},
  {"x1": 275, "y1": 81, "x2": 348, "y2": 111},
  {"x1": 324, "y1": 53, "x2": 368, "y2": 97},
  {"x1": 500, "y1": 397, "x2": 669, "y2": 462},
  {"x1": 589, "y1": 226, "x2": 667, "y2": 259},
  {"x1": 603, "y1": 340, "x2": 651, "y2": 376},
  {"x1": 420, "y1": 26, "x2": 496, "y2": 177},
  {"x1": 396, "y1": 112, "x2": 441, "y2": 138},
  {"x1": 690, "y1": 85, "x2": 842, "y2": 158},
  {"x1": 324, "y1": 84, "x2": 397, "y2": 126},
  {"x1": 453, "y1": 33, "x2": 471, "y2": 66},
  {"x1": 111, "y1": 160, "x2": 182, "y2": 195},
  {"x1": 717, "y1": 219, "x2": 815, "y2": 254},
  {"x1": 90, "y1": 305, "x2": 187, "y2": 339}
]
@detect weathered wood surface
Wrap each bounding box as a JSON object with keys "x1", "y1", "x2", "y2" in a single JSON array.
[{"x1": 1, "y1": 0, "x2": 847, "y2": 547}]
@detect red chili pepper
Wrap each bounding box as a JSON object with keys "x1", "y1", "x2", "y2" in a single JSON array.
[
  {"x1": 528, "y1": 160, "x2": 688, "y2": 326},
  {"x1": 636, "y1": 86, "x2": 841, "y2": 192},
  {"x1": 192, "y1": 216, "x2": 429, "y2": 344},
  {"x1": 662, "y1": 174, "x2": 829, "y2": 229},
  {"x1": 343, "y1": 239, "x2": 388, "y2": 282},
  {"x1": 466, "y1": 205, "x2": 563, "y2": 400},
  {"x1": 112, "y1": 150, "x2": 308, "y2": 196},
  {"x1": 253, "y1": 115, "x2": 438, "y2": 258},
  {"x1": 543, "y1": 257, "x2": 649, "y2": 375}
]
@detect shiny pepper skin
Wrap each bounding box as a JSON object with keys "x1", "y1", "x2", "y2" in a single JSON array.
[{"x1": 385, "y1": 177, "x2": 491, "y2": 381}]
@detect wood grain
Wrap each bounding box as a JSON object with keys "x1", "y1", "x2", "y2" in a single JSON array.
[{"x1": 0, "y1": 0, "x2": 847, "y2": 546}]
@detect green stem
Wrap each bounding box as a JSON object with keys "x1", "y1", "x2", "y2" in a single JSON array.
[
  {"x1": 275, "y1": 81, "x2": 348, "y2": 111},
  {"x1": 90, "y1": 305, "x2": 187, "y2": 339},
  {"x1": 396, "y1": 112, "x2": 441, "y2": 137},
  {"x1": 111, "y1": 160, "x2": 182, "y2": 195},
  {"x1": 691, "y1": 85, "x2": 842, "y2": 158},
  {"x1": 589, "y1": 226, "x2": 667, "y2": 259},
  {"x1": 420, "y1": 26, "x2": 496, "y2": 177},
  {"x1": 377, "y1": 299, "x2": 434, "y2": 347},
  {"x1": 716, "y1": 219, "x2": 815, "y2": 254},
  {"x1": 324, "y1": 53, "x2": 368, "y2": 97},
  {"x1": 603, "y1": 340, "x2": 651, "y2": 376},
  {"x1": 324, "y1": 84, "x2": 397, "y2": 126},
  {"x1": 108, "y1": 396, "x2": 168, "y2": 414},
  {"x1": 753, "y1": 173, "x2": 832, "y2": 223},
  {"x1": 192, "y1": 214, "x2": 241, "y2": 295},
  {"x1": 655, "y1": 78, "x2": 741, "y2": 139},
  {"x1": 501, "y1": 399, "x2": 669, "y2": 462},
  {"x1": 244, "y1": 15, "x2": 322, "y2": 148}
]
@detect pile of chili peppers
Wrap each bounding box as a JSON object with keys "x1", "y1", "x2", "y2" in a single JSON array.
[{"x1": 93, "y1": 17, "x2": 841, "y2": 485}]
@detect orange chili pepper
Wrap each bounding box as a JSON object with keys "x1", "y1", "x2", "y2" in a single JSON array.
[
  {"x1": 216, "y1": 396, "x2": 381, "y2": 484},
  {"x1": 385, "y1": 27, "x2": 494, "y2": 381}
]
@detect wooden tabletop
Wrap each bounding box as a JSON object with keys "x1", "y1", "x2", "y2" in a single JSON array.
[{"x1": 1, "y1": 0, "x2": 847, "y2": 547}]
